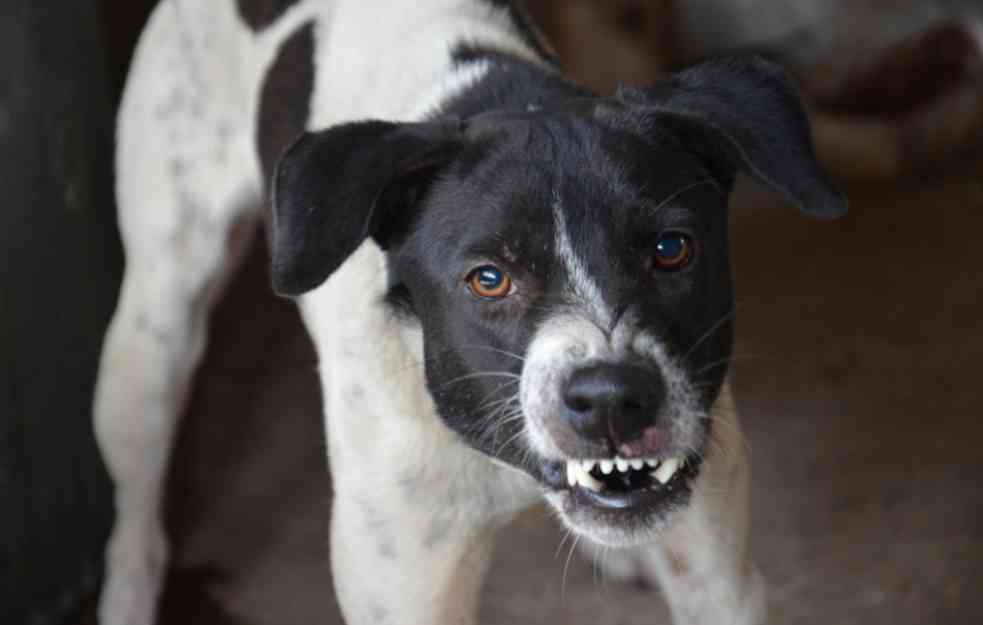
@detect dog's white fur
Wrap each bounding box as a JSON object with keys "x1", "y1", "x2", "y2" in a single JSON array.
[{"x1": 94, "y1": 1, "x2": 764, "y2": 623}]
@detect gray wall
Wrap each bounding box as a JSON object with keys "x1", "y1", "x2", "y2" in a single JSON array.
[
  {"x1": 675, "y1": 0, "x2": 982, "y2": 65},
  {"x1": 1, "y1": 1, "x2": 122, "y2": 622}
]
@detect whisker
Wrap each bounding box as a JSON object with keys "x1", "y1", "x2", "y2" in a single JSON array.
[
  {"x1": 494, "y1": 425, "x2": 527, "y2": 456},
  {"x1": 475, "y1": 380, "x2": 521, "y2": 411},
  {"x1": 555, "y1": 528, "x2": 574, "y2": 560},
  {"x1": 561, "y1": 534, "x2": 583, "y2": 601},
  {"x1": 439, "y1": 370, "x2": 521, "y2": 388},
  {"x1": 458, "y1": 344, "x2": 526, "y2": 362},
  {"x1": 680, "y1": 308, "x2": 736, "y2": 364},
  {"x1": 649, "y1": 176, "x2": 732, "y2": 215}
]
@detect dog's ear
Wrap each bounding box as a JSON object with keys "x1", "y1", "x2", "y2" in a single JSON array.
[
  {"x1": 615, "y1": 57, "x2": 847, "y2": 219},
  {"x1": 270, "y1": 119, "x2": 462, "y2": 296}
]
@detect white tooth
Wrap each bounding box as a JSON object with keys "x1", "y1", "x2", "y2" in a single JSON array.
[
  {"x1": 578, "y1": 468, "x2": 604, "y2": 492},
  {"x1": 582, "y1": 459, "x2": 597, "y2": 473},
  {"x1": 653, "y1": 457, "x2": 680, "y2": 484},
  {"x1": 599, "y1": 459, "x2": 614, "y2": 474},
  {"x1": 629, "y1": 458, "x2": 644, "y2": 470},
  {"x1": 567, "y1": 461, "x2": 578, "y2": 487},
  {"x1": 645, "y1": 458, "x2": 659, "y2": 468},
  {"x1": 615, "y1": 457, "x2": 630, "y2": 472}
]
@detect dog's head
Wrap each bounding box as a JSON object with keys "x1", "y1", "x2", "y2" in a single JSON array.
[{"x1": 270, "y1": 58, "x2": 846, "y2": 545}]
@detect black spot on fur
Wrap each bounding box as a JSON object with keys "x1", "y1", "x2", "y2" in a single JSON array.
[
  {"x1": 257, "y1": 21, "x2": 314, "y2": 191},
  {"x1": 236, "y1": 0, "x2": 300, "y2": 32},
  {"x1": 135, "y1": 312, "x2": 172, "y2": 344},
  {"x1": 369, "y1": 605, "x2": 390, "y2": 623},
  {"x1": 377, "y1": 540, "x2": 397, "y2": 560}
]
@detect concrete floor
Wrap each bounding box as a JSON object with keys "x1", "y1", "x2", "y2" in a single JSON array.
[{"x1": 157, "y1": 154, "x2": 983, "y2": 624}]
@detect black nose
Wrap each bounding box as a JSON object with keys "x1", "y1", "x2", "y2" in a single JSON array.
[{"x1": 562, "y1": 363, "x2": 664, "y2": 444}]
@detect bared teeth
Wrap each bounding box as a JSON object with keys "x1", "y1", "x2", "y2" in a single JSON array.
[
  {"x1": 566, "y1": 460, "x2": 603, "y2": 491},
  {"x1": 652, "y1": 457, "x2": 681, "y2": 484},
  {"x1": 567, "y1": 455, "x2": 687, "y2": 491},
  {"x1": 579, "y1": 468, "x2": 603, "y2": 491}
]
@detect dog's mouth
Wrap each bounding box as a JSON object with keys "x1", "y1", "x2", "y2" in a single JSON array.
[{"x1": 539, "y1": 452, "x2": 701, "y2": 524}]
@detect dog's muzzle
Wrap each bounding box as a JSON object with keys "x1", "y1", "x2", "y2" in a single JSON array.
[{"x1": 519, "y1": 316, "x2": 709, "y2": 542}]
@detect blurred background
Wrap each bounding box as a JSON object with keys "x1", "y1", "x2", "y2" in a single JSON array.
[{"x1": 2, "y1": 1, "x2": 981, "y2": 624}]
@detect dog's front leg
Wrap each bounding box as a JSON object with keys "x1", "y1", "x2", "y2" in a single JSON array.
[
  {"x1": 330, "y1": 488, "x2": 499, "y2": 625},
  {"x1": 325, "y1": 407, "x2": 529, "y2": 625}
]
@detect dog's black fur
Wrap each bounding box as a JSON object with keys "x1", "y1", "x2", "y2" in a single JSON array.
[{"x1": 272, "y1": 51, "x2": 845, "y2": 487}]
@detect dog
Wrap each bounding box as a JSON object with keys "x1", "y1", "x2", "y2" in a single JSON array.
[{"x1": 93, "y1": 1, "x2": 846, "y2": 623}]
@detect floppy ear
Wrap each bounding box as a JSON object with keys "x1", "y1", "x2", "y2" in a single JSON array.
[
  {"x1": 270, "y1": 119, "x2": 462, "y2": 296},
  {"x1": 615, "y1": 57, "x2": 847, "y2": 219}
]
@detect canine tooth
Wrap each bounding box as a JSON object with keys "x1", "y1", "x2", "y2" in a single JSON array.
[
  {"x1": 578, "y1": 468, "x2": 604, "y2": 492},
  {"x1": 567, "y1": 461, "x2": 578, "y2": 487},
  {"x1": 629, "y1": 458, "x2": 644, "y2": 470},
  {"x1": 599, "y1": 459, "x2": 614, "y2": 474},
  {"x1": 615, "y1": 457, "x2": 629, "y2": 472},
  {"x1": 653, "y1": 457, "x2": 680, "y2": 484},
  {"x1": 582, "y1": 459, "x2": 597, "y2": 473}
]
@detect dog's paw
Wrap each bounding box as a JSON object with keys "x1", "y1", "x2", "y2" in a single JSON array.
[{"x1": 98, "y1": 522, "x2": 169, "y2": 625}]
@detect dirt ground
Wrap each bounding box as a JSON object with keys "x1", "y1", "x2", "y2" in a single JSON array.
[{"x1": 157, "y1": 149, "x2": 983, "y2": 624}]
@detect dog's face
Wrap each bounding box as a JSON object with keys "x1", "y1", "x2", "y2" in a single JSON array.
[
  {"x1": 271, "y1": 59, "x2": 845, "y2": 545},
  {"x1": 384, "y1": 117, "x2": 736, "y2": 544}
]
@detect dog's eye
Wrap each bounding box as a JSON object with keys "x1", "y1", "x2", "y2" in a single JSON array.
[
  {"x1": 467, "y1": 265, "x2": 512, "y2": 299},
  {"x1": 653, "y1": 232, "x2": 693, "y2": 270}
]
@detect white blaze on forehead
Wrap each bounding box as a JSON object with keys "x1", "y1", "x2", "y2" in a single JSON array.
[{"x1": 552, "y1": 191, "x2": 612, "y2": 328}]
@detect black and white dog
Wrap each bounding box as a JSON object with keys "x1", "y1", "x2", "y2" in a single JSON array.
[{"x1": 94, "y1": 1, "x2": 845, "y2": 624}]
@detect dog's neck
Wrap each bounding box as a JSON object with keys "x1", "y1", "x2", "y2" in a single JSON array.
[{"x1": 416, "y1": 47, "x2": 588, "y2": 123}]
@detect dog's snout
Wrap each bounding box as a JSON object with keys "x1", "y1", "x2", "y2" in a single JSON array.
[{"x1": 562, "y1": 364, "x2": 664, "y2": 445}]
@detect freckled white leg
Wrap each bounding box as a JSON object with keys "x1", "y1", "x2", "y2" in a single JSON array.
[
  {"x1": 321, "y1": 371, "x2": 537, "y2": 625},
  {"x1": 592, "y1": 394, "x2": 766, "y2": 625},
  {"x1": 94, "y1": 221, "x2": 254, "y2": 625},
  {"x1": 330, "y1": 488, "x2": 502, "y2": 625},
  {"x1": 94, "y1": 5, "x2": 261, "y2": 624},
  {"x1": 328, "y1": 443, "x2": 532, "y2": 624}
]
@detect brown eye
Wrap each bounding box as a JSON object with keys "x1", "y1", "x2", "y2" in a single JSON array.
[
  {"x1": 653, "y1": 232, "x2": 693, "y2": 270},
  {"x1": 467, "y1": 265, "x2": 512, "y2": 299}
]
